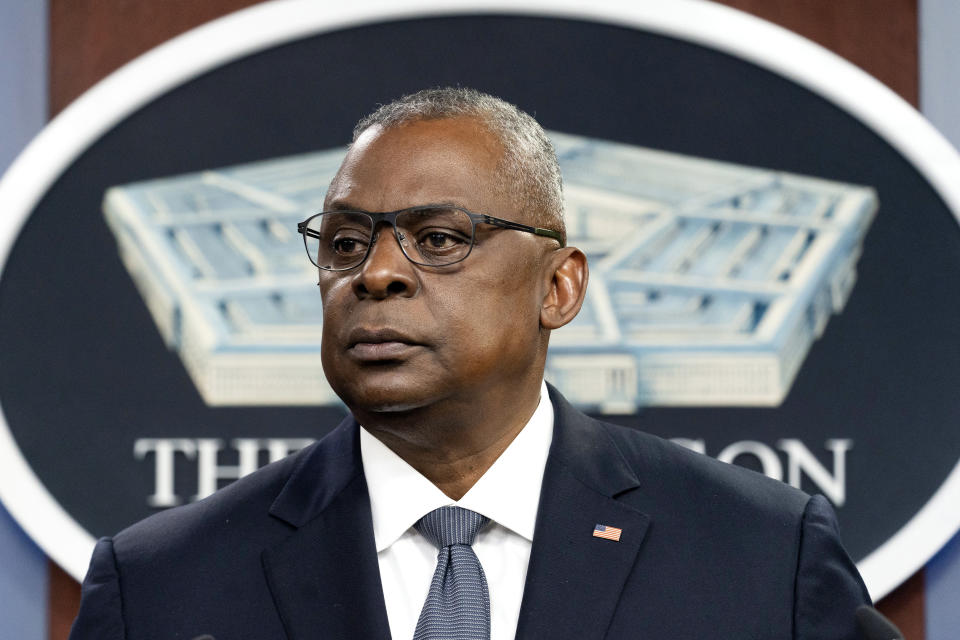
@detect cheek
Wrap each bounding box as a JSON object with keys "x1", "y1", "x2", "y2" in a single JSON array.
[
  {"x1": 484, "y1": 256, "x2": 545, "y2": 324},
  {"x1": 434, "y1": 269, "x2": 543, "y2": 365},
  {"x1": 318, "y1": 280, "x2": 350, "y2": 347},
  {"x1": 318, "y1": 278, "x2": 349, "y2": 316}
]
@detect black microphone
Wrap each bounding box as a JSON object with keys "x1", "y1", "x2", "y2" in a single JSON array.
[{"x1": 855, "y1": 605, "x2": 905, "y2": 640}]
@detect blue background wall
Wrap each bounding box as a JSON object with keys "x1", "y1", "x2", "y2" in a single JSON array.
[
  {"x1": 0, "y1": 2, "x2": 49, "y2": 637},
  {"x1": 917, "y1": 3, "x2": 960, "y2": 632}
]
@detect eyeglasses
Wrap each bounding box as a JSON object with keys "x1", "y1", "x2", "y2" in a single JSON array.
[{"x1": 297, "y1": 205, "x2": 565, "y2": 271}]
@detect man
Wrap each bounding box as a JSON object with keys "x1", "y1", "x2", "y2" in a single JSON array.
[{"x1": 70, "y1": 88, "x2": 869, "y2": 639}]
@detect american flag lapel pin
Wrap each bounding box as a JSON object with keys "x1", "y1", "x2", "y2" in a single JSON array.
[{"x1": 593, "y1": 523, "x2": 622, "y2": 542}]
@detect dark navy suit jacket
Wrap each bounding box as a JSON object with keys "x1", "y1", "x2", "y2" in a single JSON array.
[{"x1": 70, "y1": 387, "x2": 870, "y2": 639}]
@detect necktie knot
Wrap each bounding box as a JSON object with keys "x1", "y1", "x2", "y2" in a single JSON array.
[{"x1": 415, "y1": 506, "x2": 489, "y2": 549}]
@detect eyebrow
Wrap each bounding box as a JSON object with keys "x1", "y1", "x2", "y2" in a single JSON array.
[
  {"x1": 325, "y1": 200, "x2": 361, "y2": 212},
  {"x1": 323, "y1": 201, "x2": 466, "y2": 213}
]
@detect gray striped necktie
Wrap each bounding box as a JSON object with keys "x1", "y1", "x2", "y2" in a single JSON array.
[{"x1": 413, "y1": 506, "x2": 491, "y2": 640}]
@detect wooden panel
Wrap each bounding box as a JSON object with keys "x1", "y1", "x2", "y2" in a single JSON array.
[
  {"x1": 50, "y1": 0, "x2": 919, "y2": 115},
  {"x1": 49, "y1": 0, "x2": 262, "y2": 116},
  {"x1": 714, "y1": 0, "x2": 919, "y2": 105},
  {"x1": 877, "y1": 569, "x2": 926, "y2": 639},
  {"x1": 48, "y1": 562, "x2": 82, "y2": 640},
  {"x1": 46, "y1": 0, "x2": 925, "y2": 637}
]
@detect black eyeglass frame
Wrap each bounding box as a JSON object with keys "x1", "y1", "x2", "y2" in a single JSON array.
[{"x1": 296, "y1": 205, "x2": 565, "y2": 271}]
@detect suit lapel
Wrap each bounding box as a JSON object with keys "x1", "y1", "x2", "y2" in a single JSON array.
[
  {"x1": 259, "y1": 389, "x2": 651, "y2": 640},
  {"x1": 516, "y1": 387, "x2": 651, "y2": 640},
  {"x1": 261, "y1": 418, "x2": 391, "y2": 640}
]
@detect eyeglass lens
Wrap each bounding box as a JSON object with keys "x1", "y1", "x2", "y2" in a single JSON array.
[{"x1": 303, "y1": 207, "x2": 476, "y2": 270}]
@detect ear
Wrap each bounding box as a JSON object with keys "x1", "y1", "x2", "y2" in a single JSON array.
[{"x1": 540, "y1": 247, "x2": 589, "y2": 330}]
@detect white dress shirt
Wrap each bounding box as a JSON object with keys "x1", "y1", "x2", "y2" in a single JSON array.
[{"x1": 360, "y1": 382, "x2": 554, "y2": 640}]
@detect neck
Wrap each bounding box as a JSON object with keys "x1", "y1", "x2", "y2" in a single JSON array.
[{"x1": 357, "y1": 379, "x2": 543, "y2": 500}]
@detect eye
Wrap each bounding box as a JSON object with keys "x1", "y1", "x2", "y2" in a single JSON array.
[
  {"x1": 331, "y1": 231, "x2": 369, "y2": 256},
  {"x1": 416, "y1": 228, "x2": 469, "y2": 253},
  {"x1": 333, "y1": 238, "x2": 356, "y2": 253},
  {"x1": 424, "y1": 231, "x2": 460, "y2": 248},
  {"x1": 397, "y1": 207, "x2": 474, "y2": 263}
]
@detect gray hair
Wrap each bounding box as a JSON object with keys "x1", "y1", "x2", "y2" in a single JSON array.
[{"x1": 352, "y1": 87, "x2": 565, "y2": 241}]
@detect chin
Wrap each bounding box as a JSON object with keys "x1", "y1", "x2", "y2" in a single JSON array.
[
  {"x1": 356, "y1": 401, "x2": 423, "y2": 414},
  {"x1": 333, "y1": 380, "x2": 436, "y2": 416}
]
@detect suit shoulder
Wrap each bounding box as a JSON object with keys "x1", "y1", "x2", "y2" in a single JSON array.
[
  {"x1": 112, "y1": 443, "x2": 312, "y2": 560},
  {"x1": 597, "y1": 418, "x2": 810, "y2": 518}
]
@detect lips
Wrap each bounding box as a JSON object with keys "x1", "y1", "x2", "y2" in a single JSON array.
[{"x1": 346, "y1": 328, "x2": 423, "y2": 361}]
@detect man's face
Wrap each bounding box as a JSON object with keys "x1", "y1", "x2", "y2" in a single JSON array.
[{"x1": 318, "y1": 117, "x2": 553, "y2": 416}]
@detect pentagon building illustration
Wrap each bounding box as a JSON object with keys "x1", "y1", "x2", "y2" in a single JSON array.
[{"x1": 102, "y1": 132, "x2": 877, "y2": 413}]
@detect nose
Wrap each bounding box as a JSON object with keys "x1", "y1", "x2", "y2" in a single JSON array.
[{"x1": 352, "y1": 223, "x2": 419, "y2": 299}]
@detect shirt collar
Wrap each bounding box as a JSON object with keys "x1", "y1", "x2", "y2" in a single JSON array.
[{"x1": 361, "y1": 381, "x2": 554, "y2": 552}]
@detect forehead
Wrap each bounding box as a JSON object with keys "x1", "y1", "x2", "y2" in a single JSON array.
[{"x1": 325, "y1": 117, "x2": 510, "y2": 215}]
